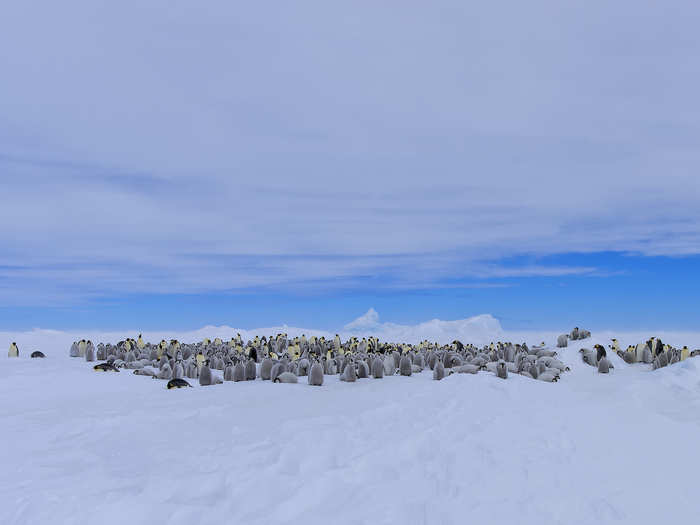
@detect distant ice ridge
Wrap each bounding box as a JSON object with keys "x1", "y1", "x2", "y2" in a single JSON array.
[{"x1": 3, "y1": 309, "x2": 700, "y2": 350}]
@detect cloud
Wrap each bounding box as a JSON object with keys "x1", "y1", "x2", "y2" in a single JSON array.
[{"x1": 1, "y1": 2, "x2": 699, "y2": 304}]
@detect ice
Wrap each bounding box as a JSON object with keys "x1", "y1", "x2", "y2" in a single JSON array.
[{"x1": 1, "y1": 322, "x2": 700, "y2": 525}]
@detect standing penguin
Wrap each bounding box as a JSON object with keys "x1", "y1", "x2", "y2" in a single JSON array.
[
  {"x1": 69, "y1": 341, "x2": 80, "y2": 357},
  {"x1": 85, "y1": 342, "x2": 96, "y2": 362},
  {"x1": 233, "y1": 361, "x2": 246, "y2": 382},
  {"x1": 371, "y1": 357, "x2": 384, "y2": 379},
  {"x1": 308, "y1": 361, "x2": 324, "y2": 386},
  {"x1": 433, "y1": 360, "x2": 445, "y2": 381},
  {"x1": 399, "y1": 355, "x2": 412, "y2": 376},
  {"x1": 340, "y1": 362, "x2": 357, "y2": 382},
  {"x1": 495, "y1": 360, "x2": 508, "y2": 379},
  {"x1": 244, "y1": 359, "x2": 256, "y2": 381},
  {"x1": 597, "y1": 357, "x2": 613, "y2": 374},
  {"x1": 8, "y1": 342, "x2": 19, "y2": 358}
]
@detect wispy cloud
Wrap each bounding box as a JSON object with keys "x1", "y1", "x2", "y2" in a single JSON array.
[{"x1": 1, "y1": 1, "x2": 699, "y2": 306}]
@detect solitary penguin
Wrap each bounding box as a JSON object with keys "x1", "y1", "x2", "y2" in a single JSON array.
[
  {"x1": 94, "y1": 362, "x2": 119, "y2": 372},
  {"x1": 30, "y1": 350, "x2": 45, "y2": 358},
  {"x1": 8, "y1": 342, "x2": 19, "y2": 358},
  {"x1": 557, "y1": 335, "x2": 568, "y2": 348},
  {"x1": 167, "y1": 378, "x2": 192, "y2": 389}
]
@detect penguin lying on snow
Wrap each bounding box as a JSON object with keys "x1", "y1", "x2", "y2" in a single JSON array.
[
  {"x1": 31, "y1": 351, "x2": 45, "y2": 358},
  {"x1": 274, "y1": 372, "x2": 298, "y2": 384},
  {"x1": 167, "y1": 378, "x2": 192, "y2": 389},
  {"x1": 94, "y1": 362, "x2": 119, "y2": 372}
]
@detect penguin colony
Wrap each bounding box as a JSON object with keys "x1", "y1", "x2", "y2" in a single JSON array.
[{"x1": 60, "y1": 333, "x2": 576, "y2": 388}]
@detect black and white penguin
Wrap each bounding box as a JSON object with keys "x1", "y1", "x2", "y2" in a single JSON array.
[
  {"x1": 30, "y1": 351, "x2": 45, "y2": 358},
  {"x1": 8, "y1": 342, "x2": 19, "y2": 358},
  {"x1": 495, "y1": 360, "x2": 508, "y2": 379},
  {"x1": 94, "y1": 362, "x2": 119, "y2": 372},
  {"x1": 167, "y1": 378, "x2": 191, "y2": 389}
]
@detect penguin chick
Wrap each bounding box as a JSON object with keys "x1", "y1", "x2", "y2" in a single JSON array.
[
  {"x1": 597, "y1": 357, "x2": 613, "y2": 374},
  {"x1": 495, "y1": 360, "x2": 508, "y2": 379},
  {"x1": 308, "y1": 362, "x2": 324, "y2": 386},
  {"x1": 399, "y1": 355, "x2": 412, "y2": 376},
  {"x1": 433, "y1": 361, "x2": 445, "y2": 380},
  {"x1": 371, "y1": 357, "x2": 384, "y2": 378},
  {"x1": 274, "y1": 372, "x2": 298, "y2": 384},
  {"x1": 579, "y1": 348, "x2": 597, "y2": 367}
]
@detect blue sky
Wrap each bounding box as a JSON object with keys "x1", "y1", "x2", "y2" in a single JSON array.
[{"x1": 1, "y1": 2, "x2": 699, "y2": 331}]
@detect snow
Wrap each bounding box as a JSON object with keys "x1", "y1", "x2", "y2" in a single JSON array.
[{"x1": 2, "y1": 320, "x2": 700, "y2": 525}]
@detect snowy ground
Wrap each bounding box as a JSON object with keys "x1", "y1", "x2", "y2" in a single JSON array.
[{"x1": 2, "y1": 326, "x2": 700, "y2": 525}]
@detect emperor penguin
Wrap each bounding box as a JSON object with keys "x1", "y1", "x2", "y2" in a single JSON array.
[
  {"x1": 340, "y1": 361, "x2": 357, "y2": 382},
  {"x1": 167, "y1": 378, "x2": 191, "y2": 389},
  {"x1": 371, "y1": 357, "x2": 384, "y2": 378},
  {"x1": 233, "y1": 362, "x2": 246, "y2": 382},
  {"x1": 681, "y1": 346, "x2": 690, "y2": 361},
  {"x1": 495, "y1": 360, "x2": 508, "y2": 379},
  {"x1": 31, "y1": 350, "x2": 46, "y2": 358},
  {"x1": 136, "y1": 334, "x2": 145, "y2": 350},
  {"x1": 8, "y1": 342, "x2": 19, "y2": 358},
  {"x1": 383, "y1": 354, "x2": 395, "y2": 375},
  {"x1": 245, "y1": 359, "x2": 256, "y2": 380},
  {"x1": 399, "y1": 355, "x2": 412, "y2": 376},
  {"x1": 78, "y1": 339, "x2": 87, "y2": 357},
  {"x1": 556, "y1": 335, "x2": 568, "y2": 348},
  {"x1": 199, "y1": 362, "x2": 214, "y2": 386},
  {"x1": 260, "y1": 358, "x2": 273, "y2": 380},
  {"x1": 579, "y1": 348, "x2": 597, "y2": 367},
  {"x1": 433, "y1": 360, "x2": 445, "y2": 381},
  {"x1": 595, "y1": 345, "x2": 607, "y2": 363},
  {"x1": 70, "y1": 341, "x2": 80, "y2": 357},
  {"x1": 357, "y1": 361, "x2": 369, "y2": 379},
  {"x1": 84, "y1": 343, "x2": 95, "y2": 362},
  {"x1": 308, "y1": 361, "x2": 324, "y2": 386},
  {"x1": 274, "y1": 371, "x2": 298, "y2": 384},
  {"x1": 597, "y1": 357, "x2": 612, "y2": 374}
]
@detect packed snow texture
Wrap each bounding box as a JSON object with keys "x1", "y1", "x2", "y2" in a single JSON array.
[{"x1": 2, "y1": 313, "x2": 700, "y2": 525}]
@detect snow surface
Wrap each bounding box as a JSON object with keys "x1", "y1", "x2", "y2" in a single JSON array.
[{"x1": 2, "y1": 316, "x2": 700, "y2": 525}]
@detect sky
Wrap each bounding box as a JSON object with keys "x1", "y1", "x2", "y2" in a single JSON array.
[{"x1": 1, "y1": 1, "x2": 699, "y2": 332}]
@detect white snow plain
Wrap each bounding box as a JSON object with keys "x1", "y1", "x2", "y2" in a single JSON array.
[{"x1": 2, "y1": 315, "x2": 700, "y2": 525}]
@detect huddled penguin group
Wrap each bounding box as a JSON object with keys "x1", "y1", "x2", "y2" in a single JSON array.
[
  {"x1": 71, "y1": 332, "x2": 572, "y2": 390},
  {"x1": 557, "y1": 327, "x2": 592, "y2": 348},
  {"x1": 610, "y1": 337, "x2": 699, "y2": 370}
]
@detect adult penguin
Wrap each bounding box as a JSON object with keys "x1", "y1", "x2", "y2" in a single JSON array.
[
  {"x1": 31, "y1": 350, "x2": 46, "y2": 358},
  {"x1": 8, "y1": 342, "x2": 19, "y2": 358},
  {"x1": 78, "y1": 339, "x2": 87, "y2": 357},
  {"x1": 595, "y1": 345, "x2": 607, "y2": 363},
  {"x1": 136, "y1": 334, "x2": 145, "y2": 350},
  {"x1": 167, "y1": 378, "x2": 191, "y2": 389},
  {"x1": 308, "y1": 361, "x2": 324, "y2": 386}
]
